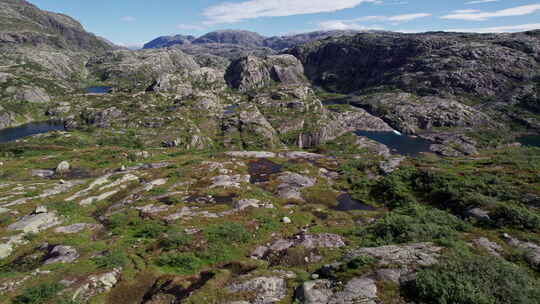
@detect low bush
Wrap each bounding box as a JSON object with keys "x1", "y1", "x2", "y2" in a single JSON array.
[
  {"x1": 159, "y1": 227, "x2": 193, "y2": 250},
  {"x1": 13, "y1": 283, "x2": 64, "y2": 304},
  {"x1": 204, "y1": 222, "x2": 250, "y2": 244},
  {"x1": 491, "y1": 204, "x2": 540, "y2": 230},
  {"x1": 156, "y1": 253, "x2": 203, "y2": 275},
  {"x1": 410, "y1": 254, "x2": 540, "y2": 304},
  {"x1": 91, "y1": 250, "x2": 128, "y2": 269},
  {"x1": 360, "y1": 203, "x2": 471, "y2": 245}
]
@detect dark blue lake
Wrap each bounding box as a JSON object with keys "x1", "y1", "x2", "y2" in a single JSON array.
[
  {"x1": 355, "y1": 130, "x2": 433, "y2": 156},
  {"x1": 517, "y1": 135, "x2": 540, "y2": 148},
  {"x1": 0, "y1": 121, "x2": 65, "y2": 143},
  {"x1": 86, "y1": 86, "x2": 112, "y2": 94}
]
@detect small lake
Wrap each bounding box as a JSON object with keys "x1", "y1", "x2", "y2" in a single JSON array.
[
  {"x1": 0, "y1": 121, "x2": 65, "y2": 143},
  {"x1": 517, "y1": 135, "x2": 540, "y2": 148},
  {"x1": 355, "y1": 130, "x2": 433, "y2": 156},
  {"x1": 85, "y1": 86, "x2": 112, "y2": 94}
]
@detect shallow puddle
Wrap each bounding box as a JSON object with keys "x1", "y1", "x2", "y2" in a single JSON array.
[
  {"x1": 248, "y1": 158, "x2": 282, "y2": 183},
  {"x1": 332, "y1": 193, "x2": 377, "y2": 211}
]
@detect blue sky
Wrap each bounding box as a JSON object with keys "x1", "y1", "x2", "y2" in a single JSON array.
[{"x1": 30, "y1": 0, "x2": 540, "y2": 48}]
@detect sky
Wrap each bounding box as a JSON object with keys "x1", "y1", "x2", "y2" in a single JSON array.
[{"x1": 29, "y1": 0, "x2": 540, "y2": 48}]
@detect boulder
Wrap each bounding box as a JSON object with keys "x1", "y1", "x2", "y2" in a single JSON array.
[
  {"x1": 228, "y1": 276, "x2": 287, "y2": 304},
  {"x1": 43, "y1": 245, "x2": 79, "y2": 264},
  {"x1": 56, "y1": 161, "x2": 71, "y2": 174},
  {"x1": 345, "y1": 243, "x2": 443, "y2": 267},
  {"x1": 296, "y1": 277, "x2": 378, "y2": 304},
  {"x1": 54, "y1": 223, "x2": 102, "y2": 234},
  {"x1": 276, "y1": 172, "x2": 316, "y2": 201},
  {"x1": 506, "y1": 237, "x2": 540, "y2": 269},
  {"x1": 473, "y1": 237, "x2": 503, "y2": 257},
  {"x1": 210, "y1": 174, "x2": 250, "y2": 188},
  {"x1": 8, "y1": 212, "x2": 61, "y2": 233},
  {"x1": 73, "y1": 268, "x2": 122, "y2": 302},
  {"x1": 226, "y1": 151, "x2": 277, "y2": 158}
]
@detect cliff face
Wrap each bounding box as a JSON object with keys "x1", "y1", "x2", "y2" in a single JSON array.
[{"x1": 287, "y1": 31, "x2": 540, "y2": 101}]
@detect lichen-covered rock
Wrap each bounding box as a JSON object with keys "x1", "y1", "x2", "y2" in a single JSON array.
[
  {"x1": 43, "y1": 245, "x2": 79, "y2": 264},
  {"x1": 222, "y1": 104, "x2": 282, "y2": 149},
  {"x1": 73, "y1": 268, "x2": 122, "y2": 302},
  {"x1": 296, "y1": 277, "x2": 378, "y2": 304},
  {"x1": 276, "y1": 172, "x2": 316, "y2": 201},
  {"x1": 55, "y1": 161, "x2": 71, "y2": 173},
  {"x1": 346, "y1": 243, "x2": 443, "y2": 267},
  {"x1": 12, "y1": 86, "x2": 51, "y2": 103},
  {"x1": 7, "y1": 211, "x2": 61, "y2": 233},
  {"x1": 54, "y1": 223, "x2": 102, "y2": 234},
  {"x1": 506, "y1": 237, "x2": 540, "y2": 269},
  {"x1": 473, "y1": 238, "x2": 504, "y2": 257},
  {"x1": 228, "y1": 276, "x2": 287, "y2": 304}
]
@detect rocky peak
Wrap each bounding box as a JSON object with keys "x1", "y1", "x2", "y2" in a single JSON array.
[{"x1": 192, "y1": 30, "x2": 266, "y2": 47}]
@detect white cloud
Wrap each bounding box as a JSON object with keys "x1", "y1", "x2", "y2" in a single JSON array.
[
  {"x1": 117, "y1": 42, "x2": 144, "y2": 50},
  {"x1": 452, "y1": 9, "x2": 481, "y2": 14},
  {"x1": 318, "y1": 12, "x2": 431, "y2": 30},
  {"x1": 121, "y1": 16, "x2": 136, "y2": 22},
  {"x1": 465, "y1": 0, "x2": 499, "y2": 4},
  {"x1": 446, "y1": 23, "x2": 540, "y2": 33},
  {"x1": 176, "y1": 24, "x2": 205, "y2": 31},
  {"x1": 202, "y1": 0, "x2": 378, "y2": 24},
  {"x1": 442, "y1": 4, "x2": 540, "y2": 21},
  {"x1": 318, "y1": 20, "x2": 381, "y2": 30}
]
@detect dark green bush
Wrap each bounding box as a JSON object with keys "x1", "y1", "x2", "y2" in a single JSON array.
[
  {"x1": 131, "y1": 220, "x2": 167, "y2": 239},
  {"x1": 373, "y1": 167, "x2": 419, "y2": 208},
  {"x1": 491, "y1": 204, "x2": 540, "y2": 230},
  {"x1": 159, "y1": 228, "x2": 193, "y2": 250},
  {"x1": 91, "y1": 250, "x2": 128, "y2": 269},
  {"x1": 361, "y1": 203, "x2": 471, "y2": 245},
  {"x1": 13, "y1": 283, "x2": 64, "y2": 304},
  {"x1": 411, "y1": 254, "x2": 540, "y2": 304},
  {"x1": 156, "y1": 253, "x2": 203, "y2": 275},
  {"x1": 204, "y1": 222, "x2": 250, "y2": 244}
]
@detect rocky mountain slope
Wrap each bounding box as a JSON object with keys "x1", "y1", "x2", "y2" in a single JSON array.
[
  {"x1": 1, "y1": 1, "x2": 540, "y2": 304},
  {"x1": 143, "y1": 30, "x2": 361, "y2": 59}
]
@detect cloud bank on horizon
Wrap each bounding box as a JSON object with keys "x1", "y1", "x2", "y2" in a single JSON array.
[
  {"x1": 29, "y1": 0, "x2": 540, "y2": 47},
  {"x1": 198, "y1": 0, "x2": 540, "y2": 33}
]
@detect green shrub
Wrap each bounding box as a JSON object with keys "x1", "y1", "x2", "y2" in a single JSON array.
[
  {"x1": 491, "y1": 204, "x2": 540, "y2": 230},
  {"x1": 91, "y1": 250, "x2": 128, "y2": 269},
  {"x1": 410, "y1": 254, "x2": 540, "y2": 304},
  {"x1": 204, "y1": 222, "x2": 250, "y2": 244},
  {"x1": 160, "y1": 228, "x2": 193, "y2": 250},
  {"x1": 361, "y1": 203, "x2": 470, "y2": 245},
  {"x1": 131, "y1": 220, "x2": 167, "y2": 239},
  {"x1": 156, "y1": 253, "x2": 203, "y2": 275},
  {"x1": 373, "y1": 167, "x2": 419, "y2": 208},
  {"x1": 13, "y1": 283, "x2": 64, "y2": 304}
]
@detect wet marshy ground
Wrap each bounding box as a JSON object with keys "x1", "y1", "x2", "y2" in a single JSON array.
[
  {"x1": 185, "y1": 194, "x2": 237, "y2": 204},
  {"x1": 331, "y1": 193, "x2": 377, "y2": 211},
  {"x1": 248, "y1": 159, "x2": 283, "y2": 184}
]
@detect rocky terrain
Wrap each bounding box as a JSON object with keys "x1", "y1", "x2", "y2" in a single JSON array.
[{"x1": 1, "y1": 0, "x2": 540, "y2": 304}]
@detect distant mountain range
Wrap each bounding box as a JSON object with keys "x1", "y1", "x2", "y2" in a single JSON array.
[{"x1": 143, "y1": 29, "x2": 363, "y2": 53}]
